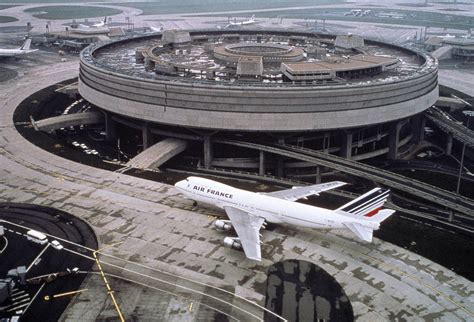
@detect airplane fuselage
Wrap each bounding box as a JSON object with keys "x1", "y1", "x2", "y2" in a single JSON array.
[
  {"x1": 176, "y1": 178, "x2": 377, "y2": 231},
  {"x1": 0, "y1": 49, "x2": 37, "y2": 57}
]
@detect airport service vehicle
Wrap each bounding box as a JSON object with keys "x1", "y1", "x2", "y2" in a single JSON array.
[
  {"x1": 0, "y1": 39, "x2": 38, "y2": 58},
  {"x1": 51, "y1": 240, "x2": 63, "y2": 250},
  {"x1": 26, "y1": 230, "x2": 48, "y2": 245},
  {"x1": 175, "y1": 177, "x2": 395, "y2": 261}
]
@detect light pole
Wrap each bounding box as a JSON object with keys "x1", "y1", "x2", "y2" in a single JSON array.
[{"x1": 455, "y1": 110, "x2": 474, "y2": 195}]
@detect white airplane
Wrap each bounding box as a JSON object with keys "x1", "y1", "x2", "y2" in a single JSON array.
[
  {"x1": 175, "y1": 177, "x2": 395, "y2": 261},
  {"x1": 225, "y1": 15, "x2": 256, "y2": 28},
  {"x1": 74, "y1": 17, "x2": 107, "y2": 29},
  {"x1": 149, "y1": 26, "x2": 164, "y2": 33},
  {"x1": 0, "y1": 39, "x2": 38, "y2": 58},
  {"x1": 92, "y1": 16, "x2": 107, "y2": 28}
]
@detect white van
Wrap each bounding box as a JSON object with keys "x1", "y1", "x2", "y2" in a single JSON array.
[{"x1": 26, "y1": 230, "x2": 48, "y2": 245}]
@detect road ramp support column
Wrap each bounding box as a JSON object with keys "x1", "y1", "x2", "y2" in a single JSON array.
[
  {"x1": 446, "y1": 134, "x2": 453, "y2": 156},
  {"x1": 104, "y1": 112, "x2": 117, "y2": 141},
  {"x1": 142, "y1": 123, "x2": 153, "y2": 150},
  {"x1": 204, "y1": 136, "x2": 213, "y2": 169},
  {"x1": 340, "y1": 131, "x2": 353, "y2": 159},
  {"x1": 259, "y1": 151, "x2": 265, "y2": 176},
  {"x1": 388, "y1": 120, "x2": 402, "y2": 160},
  {"x1": 412, "y1": 114, "x2": 426, "y2": 143}
]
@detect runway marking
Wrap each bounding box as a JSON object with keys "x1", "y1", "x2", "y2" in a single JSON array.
[{"x1": 26, "y1": 244, "x2": 49, "y2": 273}]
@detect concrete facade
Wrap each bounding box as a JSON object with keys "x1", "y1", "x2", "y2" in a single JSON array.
[
  {"x1": 79, "y1": 31, "x2": 438, "y2": 132},
  {"x1": 79, "y1": 63, "x2": 438, "y2": 132}
]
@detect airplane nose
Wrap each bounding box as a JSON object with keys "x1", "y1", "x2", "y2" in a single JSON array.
[{"x1": 174, "y1": 180, "x2": 186, "y2": 189}]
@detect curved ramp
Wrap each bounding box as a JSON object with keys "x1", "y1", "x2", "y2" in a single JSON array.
[
  {"x1": 125, "y1": 138, "x2": 187, "y2": 170},
  {"x1": 32, "y1": 111, "x2": 104, "y2": 132},
  {"x1": 426, "y1": 110, "x2": 474, "y2": 148}
]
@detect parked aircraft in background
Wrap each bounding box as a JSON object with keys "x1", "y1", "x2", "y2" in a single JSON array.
[
  {"x1": 0, "y1": 39, "x2": 38, "y2": 58},
  {"x1": 72, "y1": 17, "x2": 108, "y2": 29},
  {"x1": 149, "y1": 26, "x2": 164, "y2": 32},
  {"x1": 175, "y1": 177, "x2": 395, "y2": 261},
  {"x1": 92, "y1": 17, "x2": 107, "y2": 28},
  {"x1": 225, "y1": 15, "x2": 256, "y2": 28}
]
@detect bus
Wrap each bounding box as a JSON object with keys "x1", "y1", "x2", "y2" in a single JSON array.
[{"x1": 26, "y1": 230, "x2": 48, "y2": 245}]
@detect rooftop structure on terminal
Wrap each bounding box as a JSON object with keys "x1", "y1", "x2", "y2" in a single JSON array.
[
  {"x1": 425, "y1": 34, "x2": 474, "y2": 61},
  {"x1": 93, "y1": 30, "x2": 426, "y2": 85}
]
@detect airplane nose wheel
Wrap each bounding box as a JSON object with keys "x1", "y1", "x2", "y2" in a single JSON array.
[{"x1": 192, "y1": 201, "x2": 198, "y2": 207}]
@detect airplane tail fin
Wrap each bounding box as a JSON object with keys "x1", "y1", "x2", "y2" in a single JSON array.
[
  {"x1": 342, "y1": 209, "x2": 395, "y2": 242},
  {"x1": 344, "y1": 222, "x2": 374, "y2": 242},
  {"x1": 337, "y1": 188, "x2": 394, "y2": 243},
  {"x1": 366, "y1": 209, "x2": 395, "y2": 223},
  {"x1": 336, "y1": 187, "x2": 390, "y2": 218},
  {"x1": 20, "y1": 39, "x2": 32, "y2": 51}
]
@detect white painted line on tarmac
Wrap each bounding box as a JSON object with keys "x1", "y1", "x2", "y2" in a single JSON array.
[
  {"x1": 22, "y1": 283, "x2": 45, "y2": 316},
  {"x1": 11, "y1": 289, "x2": 24, "y2": 296},
  {"x1": 11, "y1": 293, "x2": 29, "y2": 301},
  {"x1": 7, "y1": 301, "x2": 30, "y2": 312},
  {"x1": 9, "y1": 297, "x2": 30, "y2": 306},
  {"x1": 26, "y1": 244, "x2": 50, "y2": 273},
  {"x1": 0, "y1": 236, "x2": 8, "y2": 254}
]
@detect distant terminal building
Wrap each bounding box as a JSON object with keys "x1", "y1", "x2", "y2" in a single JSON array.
[
  {"x1": 425, "y1": 35, "x2": 474, "y2": 61},
  {"x1": 79, "y1": 29, "x2": 438, "y2": 174}
]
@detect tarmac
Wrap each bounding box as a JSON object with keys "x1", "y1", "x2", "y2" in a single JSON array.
[{"x1": 0, "y1": 56, "x2": 472, "y2": 320}]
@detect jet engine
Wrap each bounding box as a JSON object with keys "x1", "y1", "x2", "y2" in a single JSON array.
[
  {"x1": 223, "y1": 237, "x2": 242, "y2": 250},
  {"x1": 214, "y1": 219, "x2": 232, "y2": 231}
]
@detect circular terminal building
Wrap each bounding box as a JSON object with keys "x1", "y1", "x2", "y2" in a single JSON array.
[{"x1": 79, "y1": 29, "x2": 438, "y2": 173}]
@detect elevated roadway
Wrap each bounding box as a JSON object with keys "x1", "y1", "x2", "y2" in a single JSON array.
[
  {"x1": 125, "y1": 138, "x2": 187, "y2": 170},
  {"x1": 31, "y1": 111, "x2": 104, "y2": 132},
  {"x1": 214, "y1": 139, "x2": 474, "y2": 217},
  {"x1": 425, "y1": 110, "x2": 474, "y2": 148}
]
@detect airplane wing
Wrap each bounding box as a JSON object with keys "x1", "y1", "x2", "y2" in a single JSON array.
[
  {"x1": 266, "y1": 181, "x2": 346, "y2": 201},
  {"x1": 223, "y1": 206, "x2": 265, "y2": 261}
]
